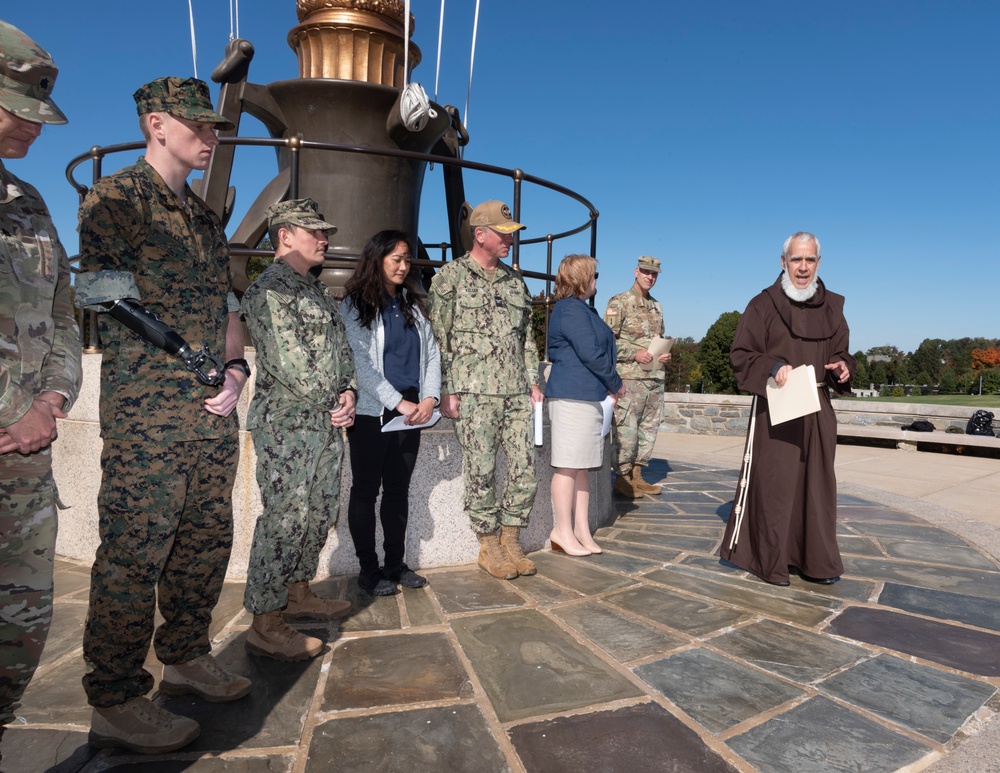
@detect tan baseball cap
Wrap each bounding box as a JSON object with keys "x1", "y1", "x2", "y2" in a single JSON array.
[
  {"x1": 0, "y1": 20, "x2": 66, "y2": 124},
  {"x1": 637, "y1": 256, "x2": 661, "y2": 273},
  {"x1": 469, "y1": 200, "x2": 525, "y2": 234}
]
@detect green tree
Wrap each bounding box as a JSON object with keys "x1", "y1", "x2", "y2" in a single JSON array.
[
  {"x1": 939, "y1": 368, "x2": 958, "y2": 393},
  {"x1": 663, "y1": 336, "x2": 700, "y2": 393},
  {"x1": 697, "y1": 311, "x2": 741, "y2": 394},
  {"x1": 531, "y1": 292, "x2": 549, "y2": 360},
  {"x1": 869, "y1": 360, "x2": 888, "y2": 388},
  {"x1": 851, "y1": 350, "x2": 869, "y2": 389},
  {"x1": 908, "y1": 338, "x2": 945, "y2": 383}
]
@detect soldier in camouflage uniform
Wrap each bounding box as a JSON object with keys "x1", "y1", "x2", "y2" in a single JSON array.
[
  {"x1": 427, "y1": 200, "x2": 543, "y2": 579},
  {"x1": 74, "y1": 77, "x2": 251, "y2": 755},
  {"x1": 605, "y1": 256, "x2": 671, "y2": 498},
  {"x1": 241, "y1": 199, "x2": 355, "y2": 661},
  {"x1": 0, "y1": 21, "x2": 81, "y2": 763}
]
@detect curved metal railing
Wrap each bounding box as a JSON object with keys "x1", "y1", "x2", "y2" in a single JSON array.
[{"x1": 66, "y1": 134, "x2": 599, "y2": 355}]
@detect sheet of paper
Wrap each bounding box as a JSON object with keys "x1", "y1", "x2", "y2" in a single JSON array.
[
  {"x1": 765, "y1": 364, "x2": 821, "y2": 425},
  {"x1": 639, "y1": 336, "x2": 675, "y2": 372},
  {"x1": 380, "y1": 410, "x2": 442, "y2": 433},
  {"x1": 534, "y1": 401, "x2": 544, "y2": 446},
  {"x1": 600, "y1": 395, "x2": 615, "y2": 438}
]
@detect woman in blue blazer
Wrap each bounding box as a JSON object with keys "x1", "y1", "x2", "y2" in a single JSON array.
[{"x1": 545, "y1": 255, "x2": 625, "y2": 555}]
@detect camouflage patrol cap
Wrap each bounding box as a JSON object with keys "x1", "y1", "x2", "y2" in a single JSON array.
[
  {"x1": 637, "y1": 255, "x2": 661, "y2": 273},
  {"x1": 469, "y1": 200, "x2": 525, "y2": 234},
  {"x1": 0, "y1": 20, "x2": 66, "y2": 124},
  {"x1": 133, "y1": 77, "x2": 234, "y2": 130},
  {"x1": 266, "y1": 198, "x2": 337, "y2": 232}
]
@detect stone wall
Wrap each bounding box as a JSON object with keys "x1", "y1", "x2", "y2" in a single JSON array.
[
  {"x1": 659, "y1": 392, "x2": 982, "y2": 435},
  {"x1": 52, "y1": 353, "x2": 613, "y2": 580}
]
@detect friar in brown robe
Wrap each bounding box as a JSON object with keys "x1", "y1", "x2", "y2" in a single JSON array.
[{"x1": 720, "y1": 232, "x2": 855, "y2": 586}]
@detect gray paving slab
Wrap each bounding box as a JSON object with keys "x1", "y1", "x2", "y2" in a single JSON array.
[
  {"x1": 841, "y1": 555, "x2": 1000, "y2": 599},
  {"x1": 879, "y1": 539, "x2": 999, "y2": 571},
  {"x1": 308, "y1": 704, "x2": 506, "y2": 773},
  {"x1": 635, "y1": 648, "x2": 805, "y2": 733},
  {"x1": 527, "y1": 551, "x2": 637, "y2": 595},
  {"x1": 606, "y1": 584, "x2": 752, "y2": 636},
  {"x1": 879, "y1": 583, "x2": 1000, "y2": 632},
  {"x1": 451, "y1": 608, "x2": 643, "y2": 722},
  {"x1": 552, "y1": 600, "x2": 686, "y2": 663},
  {"x1": 400, "y1": 584, "x2": 441, "y2": 626},
  {"x1": 324, "y1": 631, "x2": 471, "y2": 710},
  {"x1": 820, "y1": 654, "x2": 998, "y2": 744},
  {"x1": 708, "y1": 619, "x2": 870, "y2": 683},
  {"x1": 727, "y1": 696, "x2": 932, "y2": 773},
  {"x1": 426, "y1": 567, "x2": 526, "y2": 614}
]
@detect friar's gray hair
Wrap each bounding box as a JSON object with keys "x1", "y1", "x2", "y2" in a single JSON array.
[{"x1": 781, "y1": 231, "x2": 821, "y2": 259}]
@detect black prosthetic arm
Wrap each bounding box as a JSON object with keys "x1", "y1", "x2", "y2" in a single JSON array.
[{"x1": 103, "y1": 299, "x2": 226, "y2": 386}]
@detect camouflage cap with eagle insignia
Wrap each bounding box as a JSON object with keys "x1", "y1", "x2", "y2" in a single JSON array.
[{"x1": 0, "y1": 20, "x2": 67, "y2": 124}]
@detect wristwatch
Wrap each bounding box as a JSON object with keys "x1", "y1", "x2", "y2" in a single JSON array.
[{"x1": 225, "y1": 358, "x2": 251, "y2": 378}]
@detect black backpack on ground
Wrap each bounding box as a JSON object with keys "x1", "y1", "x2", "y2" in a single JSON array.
[{"x1": 966, "y1": 410, "x2": 996, "y2": 436}]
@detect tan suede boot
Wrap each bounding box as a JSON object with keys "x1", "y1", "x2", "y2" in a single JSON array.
[
  {"x1": 246, "y1": 610, "x2": 323, "y2": 661},
  {"x1": 629, "y1": 467, "x2": 661, "y2": 495},
  {"x1": 90, "y1": 696, "x2": 200, "y2": 754},
  {"x1": 613, "y1": 470, "x2": 639, "y2": 498},
  {"x1": 284, "y1": 582, "x2": 352, "y2": 621},
  {"x1": 500, "y1": 525, "x2": 536, "y2": 576},
  {"x1": 477, "y1": 532, "x2": 518, "y2": 579}
]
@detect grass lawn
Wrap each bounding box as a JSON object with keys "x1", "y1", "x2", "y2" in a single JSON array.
[{"x1": 846, "y1": 394, "x2": 1000, "y2": 409}]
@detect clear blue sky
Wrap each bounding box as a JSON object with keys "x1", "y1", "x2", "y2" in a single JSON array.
[{"x1": 4, "y1": 1, "x2": 998, "y2": 354}]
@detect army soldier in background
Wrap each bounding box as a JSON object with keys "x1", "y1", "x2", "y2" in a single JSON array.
[
  {"x1": 427, "y1": 200, "x2": 543, "y2": 580},
  {"x1": 241, "y1": 199, "x2": 354, "y2": 662},
  {"x1": 605, "y1": 256, "x2": 671, "y2": 498},
  {"x1": 0, "y1": 21, "x2": 81, "y2": 764},
  {"x1": 75, "y1": 77, "x2": 251, "y2": 754}
]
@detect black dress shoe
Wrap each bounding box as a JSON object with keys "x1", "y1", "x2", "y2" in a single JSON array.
[
  {"x1": 358, "y1": 571, "x2": 399, "y2": 596},
  {"x1": 801, "y1": 575, "x2": 839, "y2": 585},
  {"x1": 791, "y1": 567, "x2": 839, "y2": 585},
  {"x1": 386, "y1": 563, "x2": 428, "y2": 589},
  {"x1": 766, "y1": 579, "x2": 791, "y2": 587}
]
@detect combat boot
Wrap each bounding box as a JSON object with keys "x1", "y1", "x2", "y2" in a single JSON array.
[
  {"x1": 284, "y1": 582, "x2": 352, "y2": 621},
  {"x1": 477, "y1": 532, "x2": 518, "y2": 579},
  {"x1": 160, "y1": 653, "x2": 252, "y2": 702},
  {"x1": 629, "y1": 467, "x2": 661, "y2": 495},
  {"x1": 246, "y1": 611, "x2": 324, "y2": 661},
  {"x1": 500, "y1": 525, "x2": 536, "y2": 575},
  {"x1": 90, "y1": 696, "x2": 200, "y2": 754},
  {"x1": 613, "y1": 470, "x2": 639, "y2": 498}
]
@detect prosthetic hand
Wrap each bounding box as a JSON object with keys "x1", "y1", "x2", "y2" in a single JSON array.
[{"x1": 103, "y1": 299, "x2": 225, "y2": 386}]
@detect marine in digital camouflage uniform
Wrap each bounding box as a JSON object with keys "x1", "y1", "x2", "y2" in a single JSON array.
[
  {"x1": 0, "y1": 21, "x2": 80, "y2": 756},
  {"x1": 605, "y1": 256, "x2": 670, "y2": 497},
  {"x1": 240, "y1": 199, "x2": 355, "y2": 662},
  {"x1": 74, "y1": 77, "x2": 250, "y2": 751},
  {"x1": 427, "y1": 200, "x2": 543, "y2": 579}
]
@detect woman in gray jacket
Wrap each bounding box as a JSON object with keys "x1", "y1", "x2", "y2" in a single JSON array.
[{"x1": 341, "y1": 230, "x2": 441, "y2": 595}]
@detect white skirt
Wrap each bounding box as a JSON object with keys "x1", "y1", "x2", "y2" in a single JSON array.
[{"x1": 548, "y1": 398, "x2": 604, "y2": 469}]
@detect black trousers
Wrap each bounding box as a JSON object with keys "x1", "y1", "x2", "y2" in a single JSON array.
[{"x1": 346, "y1": 406, "x2": 422, "y2": 578}]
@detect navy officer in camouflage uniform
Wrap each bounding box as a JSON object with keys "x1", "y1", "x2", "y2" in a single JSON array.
[
  {"x1": 427, "y1": 200, "x2": 543, "y2": 579},
  {"x1": 0, "y1": 21, "x2": 81, "y2": 763},
  {"x1": 605, "y1": 256, "x2": 671, "y2": 498},
  {"x1": 74, "y1": 77, "x2": 251, "y2": 755},
  {"x1": 241, "y1": 199, "x2": 355, "y2": 662}
]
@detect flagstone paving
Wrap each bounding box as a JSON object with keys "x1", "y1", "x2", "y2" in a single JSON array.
[{"x1": 6, "y1": 458, "x2": 999, "y2": 772}]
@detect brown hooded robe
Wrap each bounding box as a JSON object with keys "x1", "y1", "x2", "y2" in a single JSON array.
[{"x1": 719, "y1": 276, "x2": 855, "y2": 584}]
